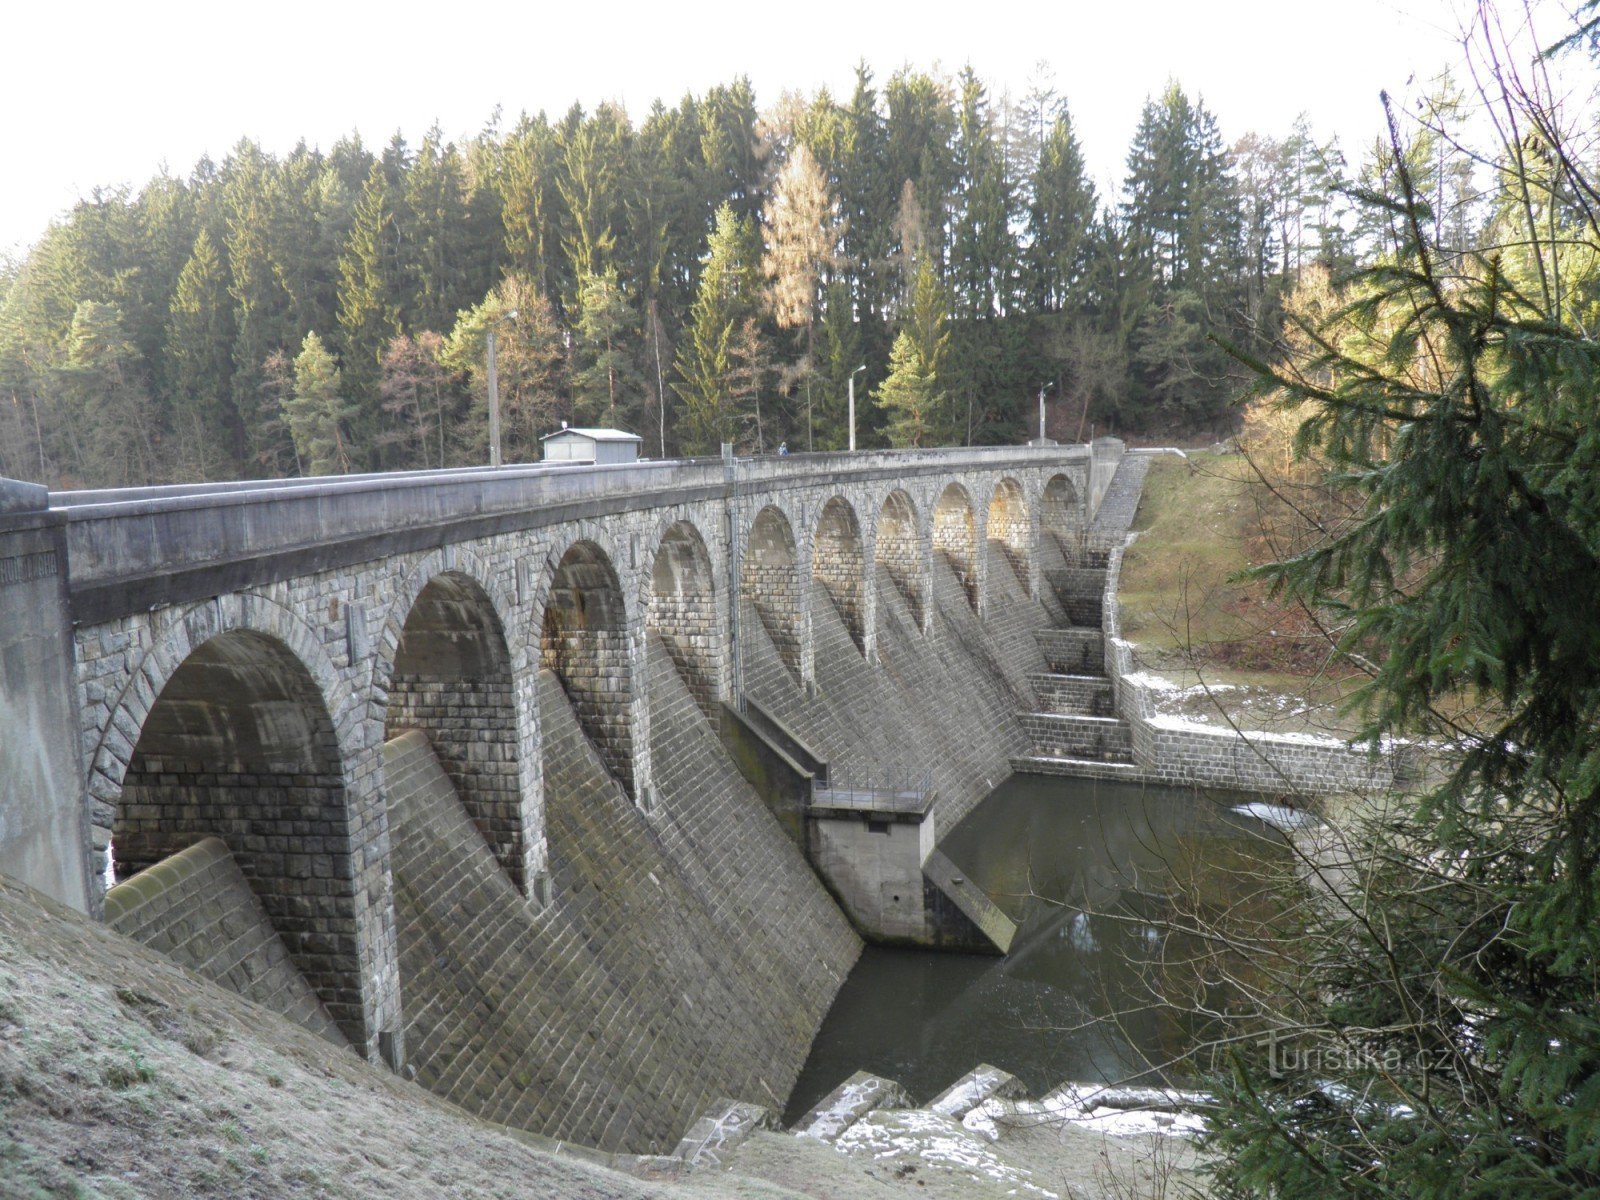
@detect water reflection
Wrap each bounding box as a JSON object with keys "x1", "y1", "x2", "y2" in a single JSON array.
[{"x1": 784, "y1": 772, "x2": 1290, "y2": 1123}]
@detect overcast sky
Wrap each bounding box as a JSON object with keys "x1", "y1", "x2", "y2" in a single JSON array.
[{"x1": 0, "y1": 0, "x2": 1553, "y2": 257}]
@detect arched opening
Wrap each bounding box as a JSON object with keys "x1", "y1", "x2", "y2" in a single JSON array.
[
  {"x1": 649, "y1": 521, "x2": 722, "y2": 719},
  {"x1": 875, "y1": 490, "x2": 925, "y2": 628},
  {"x1": 541, "y1": 541, "x2": 634, "y2": 798},
  {"x1": 813, "y1": 496, "x2": 867, "y2": 654},
  {"x1": 112, "y1": 629, "x2": 366, "y2": 1044},
  {"x1": 1042, "y1": 474, "x2": 1081, "y2": 556},
  {"x1": 386, "y1": 571, "x2": 524, "y2": 889},
  {"x1": 742, "y1": 506, "x2": 803, "y2": 677},
  {"x1": 934, "y1": 483, "x2": 978, "y2": 609},
  {"x1": 988, "y1": 477, "x2": 1031, "y2": 590}
]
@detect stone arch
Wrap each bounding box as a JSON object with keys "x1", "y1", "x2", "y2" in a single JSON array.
[
  {"x1": 813, "y1": 495, "x2": 868, "y2": 655},
  {"x1": 987, "y1": 477, "x2": 1032, "y2": 592},
  {"x1": 742, "y1": 505, "x2": 804, "y2": 677},
  {"x1": 110, "y1": 625, "x2": 377, "y2": 1050},
  {"x1": 541, "y1": 540, "x2": 635, "y2": 799},
  {"x1": 648, "y1": 520, "x2": 723, "y2": 719},
  {"x1": 1042, "y1": 473, "x2": 1082, "y2": 552},
  {"x1": 874, "y1": 489, "x2": 925, "y2": 629},
  {"x1": 385, "y1": 570, "x2": 528, "y2": 890},
  {"x1": 934, "y1": 482, "x2": 978, "y2": 610}
]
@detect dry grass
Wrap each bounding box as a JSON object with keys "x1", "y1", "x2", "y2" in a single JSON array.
[{"x1": 1117, "y1": 451, "x2": 1368, "y2": 740}]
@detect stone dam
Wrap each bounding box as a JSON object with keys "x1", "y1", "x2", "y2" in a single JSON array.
[{"x1": 0, "y1": 440, "x2": 1397, "y2": 1156}]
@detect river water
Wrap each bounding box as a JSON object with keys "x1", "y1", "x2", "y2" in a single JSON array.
[{"x1": 785, "y1": 772, "x2": 1294, "y2": 1122}]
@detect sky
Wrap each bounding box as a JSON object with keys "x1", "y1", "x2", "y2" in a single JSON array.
[{"x1": 0, "y1": 0, "x2": 1554, "y2": 257}]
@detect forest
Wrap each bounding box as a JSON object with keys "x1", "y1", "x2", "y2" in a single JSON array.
[{"x1": 0, "y1": 64, "x2": 1449, "y2": 488}]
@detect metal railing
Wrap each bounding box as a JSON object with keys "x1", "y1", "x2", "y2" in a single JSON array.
[{"x1": 812, "y1": 764, "x2": 933, "y2": 801}]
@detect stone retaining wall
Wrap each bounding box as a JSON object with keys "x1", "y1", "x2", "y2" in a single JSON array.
[{"x1": 1102, "y1": 534, "x2": 1400, "y2": 796}]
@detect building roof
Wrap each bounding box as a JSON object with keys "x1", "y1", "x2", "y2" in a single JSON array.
[{"x1": 539, "y1": 427, "x2": 643, "y2": 443}]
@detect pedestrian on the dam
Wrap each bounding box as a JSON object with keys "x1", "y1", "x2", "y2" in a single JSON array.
[{"x1": 778, "y1": 441, "x2": 788, "y2": 456}]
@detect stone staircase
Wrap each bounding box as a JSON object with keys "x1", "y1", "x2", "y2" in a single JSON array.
[
  {"x1": 669, "y1": 1062, "x2": 1204, "y2": 1194},
  {"x1": 1015, "y1": 542, "x2": 1140, "y2": 777}
]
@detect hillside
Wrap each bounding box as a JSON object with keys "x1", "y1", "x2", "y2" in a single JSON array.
[
  {"x1": 0, "y1": 869, "x2": 1194, "y2": 1200},
  {"x1": 1115, "y1": 450, "x2": 1366, "y2": 739}
]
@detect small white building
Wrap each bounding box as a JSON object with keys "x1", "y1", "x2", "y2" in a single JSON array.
[{"x1": 540, "y1": 426, "x2": 644, "y2": 465}]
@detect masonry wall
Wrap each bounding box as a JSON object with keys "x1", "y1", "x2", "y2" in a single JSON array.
[
  {"x1": 386, "y1": 652, "x2": 858, "y2": 1154},
  {"x1": 387, "y1": 675, "x2": 522, "y2": 886},
  {"x1": 115, "y1": 762, "x2": 367, "y2": 1042},
  {"x1": 742, "y1": 553, "x2": 1054, "y2": 842},
  {"x1": 104, "y1": 837, "x2": 348, "y2": 1047},
  {"x1": 1098, "y1": 507, "x2": 1402, "y2": 796}
]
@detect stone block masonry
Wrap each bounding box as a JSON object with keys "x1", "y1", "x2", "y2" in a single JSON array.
[
  {"x1": 387, "y1": 675, "x2": 522, "y2": 887},
  {"x1": 384, "y1": 657, "x2": 857, "y2": 1153},
  {"x1": 105, "y1": 837, "x2": 348, "y2": 1047},
  {"x1": 33, "y1": 443, "x2": 1110, "y2": 1112}
]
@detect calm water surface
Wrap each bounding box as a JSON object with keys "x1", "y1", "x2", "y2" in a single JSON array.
[{"x1": 784, "y1": 772, "x2": 1289, "y2": 1123}]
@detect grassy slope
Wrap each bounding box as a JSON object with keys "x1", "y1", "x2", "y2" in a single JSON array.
[
  {"x1": 1117, "y1": 452, "x2": 1366, "y2": 739},
  {"x1": 0, "y1": 871, "x2": 817, "y2": 1200}
]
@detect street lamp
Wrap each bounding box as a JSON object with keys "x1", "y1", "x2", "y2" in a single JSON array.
[
  {"x1": 486, "y1": 309, "x2": 519, "y2": 468},
  {"x1": 848, "y1": 364, "x2": 866, "y2": 452}
]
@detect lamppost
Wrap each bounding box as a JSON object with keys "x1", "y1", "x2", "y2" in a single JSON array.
[
  {"x1": 848, "y1": 364, "x2": 866, "y2": 452},
  {"x1": 486, "y1": 309, "x2": 519, "y2": 468}
]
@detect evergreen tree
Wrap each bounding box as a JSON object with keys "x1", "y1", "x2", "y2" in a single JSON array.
[
  {"x1": 497, "y1": 112, "x2": 561, "y2": 298},
  {"x1": 57, "y1": 301, "x2": 158, "y2": 486},
  {"x1": 402, "y1": 127, "x2": 472, "y2": 333},
  {"x1": 335, "y1": 162, "x2": 402, "y2": 462},
  {"x1": 949, "y1": 68, "x2": 1017, "y2": 320},
  {"x1": 283, "y1": 330, "x2": 354, "y2": 475},
  {"x1": 673, "y1": 202, "x2": 761, "y2": 452},
  {"x1": 166, "y1": 227, "x2": 239, "y2": 476},
  {"x1": 571, "y1": 267, "x2": 638, "y2": 427},
  {"x1": 1024, "y1": 107, "x2": 1097, "y2": 311},
  {"x1": 875, "y1": 330, "x2": 938, "y2": 447},
  {"x1": 222, "y1": 141, "x2": 297, "y2": 442}
]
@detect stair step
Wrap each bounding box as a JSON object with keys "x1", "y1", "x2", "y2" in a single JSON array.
[
  {"x1": 928, "y1": 1064, "x2": 1029, "y2": 1120},
  {"x1": 1036, "y1": 628, "x2": 1106, "y2": 675},
  {"x1": 1022, "y1": 712, "x2": 1132, "y2": 760},
  {"x1": 672, "y1": 1098, "x2": 778, "y2": 1167},
  {"x1": 792, "y1": 1070, "x2": 912, "y2": 1142},
  {"x1": 1011, "y1": 755, "x2": 1144, "y2": 780},
  {"x1": 1029, "y1": 672, "x2": 1114, "y2": 716}
]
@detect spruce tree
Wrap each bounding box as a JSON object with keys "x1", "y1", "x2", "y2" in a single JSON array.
[
  {"x1": 335, "y1": 163, "x2": 402, "y2": 463},
  {"x1": 283, "y1": 331, "x2": 354, "y2": 475},
  {"x1": 673, "y1": 202, "x2": 761, "y2": 452},
  {"x1": 166, "y1": 227, "x2": 240, "y2": 476}
]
